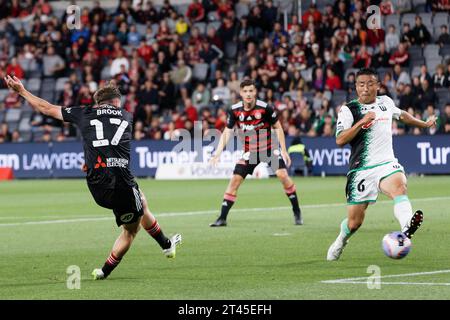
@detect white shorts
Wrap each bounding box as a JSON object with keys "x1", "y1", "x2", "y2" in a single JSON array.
[{"x1": 345, "y1": 161, "x2": 405, "y2": 205}]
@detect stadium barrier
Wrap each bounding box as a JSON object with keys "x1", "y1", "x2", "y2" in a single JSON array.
[
  {"x1": 0, "y1": 135, "x2": 448, "y2": 179},
  {"x1": 0, "y1": 167, "x2": 14, "y2": 180}
]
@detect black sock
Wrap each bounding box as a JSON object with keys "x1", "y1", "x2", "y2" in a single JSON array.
[
  {"x1": 145, "y1": 220, "x2": 171, "y2": 249},
  {"x1": 285, "y1": 185, "x2": 300, "y2": 215},
  {"x1": 101, "y1": 252, "x2": 121, "y2": 278},
  {"x1": 219, "y1": 193, "x2": 236, "y2": 220}
]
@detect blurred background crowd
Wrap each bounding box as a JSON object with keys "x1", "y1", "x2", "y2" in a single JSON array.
[{"x1": 0, "y1": 0, "x2": 449, "y2": 144}]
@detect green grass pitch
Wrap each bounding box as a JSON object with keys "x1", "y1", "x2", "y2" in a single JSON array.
[{"x1": 0, "y1": 176, "x2": 449, "y2": 300}]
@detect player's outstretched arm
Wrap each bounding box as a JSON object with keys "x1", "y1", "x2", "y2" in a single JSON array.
[
  {"x1": 398, "y1": 110, "x2": 436, "y2": 129},
  {"x1": 4, "y1": 75, "x2": 63, "y2": 120},
  {"x1": 210, "y1": 127, "x2": 234, "y2": 166},
  {"x1": 272, "y1": 120, "x2": 291, "y2": 167},
  {"x1": 336, "y1": 111, "x2": 376, "y2": 147}
]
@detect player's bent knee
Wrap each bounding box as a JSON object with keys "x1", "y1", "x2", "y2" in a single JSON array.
[{"x1": 276, "y1": 169, "x2": 289, "y2": 181}]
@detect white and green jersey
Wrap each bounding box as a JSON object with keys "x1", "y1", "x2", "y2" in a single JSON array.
[{"x1": 336, "y1": 95, "x2": 402, "y2": 173}]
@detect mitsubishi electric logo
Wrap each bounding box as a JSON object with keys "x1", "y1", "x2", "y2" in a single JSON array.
[{"x1": 94, "y1": 156, "x2": 106, "y2": 169}]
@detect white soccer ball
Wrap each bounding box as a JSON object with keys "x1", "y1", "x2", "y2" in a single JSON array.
[{"x1": 382, "y1": 232, "x2": 412, "y2": 259}]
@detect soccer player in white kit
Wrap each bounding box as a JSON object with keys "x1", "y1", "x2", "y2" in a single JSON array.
[{"x1": 327, "y1": 68, "x2": 436, "y2": 261}]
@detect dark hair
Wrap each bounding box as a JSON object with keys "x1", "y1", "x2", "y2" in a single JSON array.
[
  {"x1": 93, "y1": 83, "x2": 122, "y2": 105},
  {"x1": 356, "y1": 68, "x2": 379, "y2": 80},
  {"x1": 240, "y1": 79, "x2": 256, "y2": 89}
]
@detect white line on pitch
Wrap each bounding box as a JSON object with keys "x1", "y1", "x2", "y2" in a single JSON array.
[
  {"x1": 0, "y1": 196, "x2": 449, "y2": 227},
  {"x1": 324, "y1": 281, "x2": 450, "y2": 286},
  {"x1": 321, "y1": 269, "x2": 450, "y2": 285}
]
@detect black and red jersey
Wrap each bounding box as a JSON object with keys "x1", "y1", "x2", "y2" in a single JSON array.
[
  {"x1": 226, "y1": 99, "x2": 279, "y2": 153},
  {"x1": 61, "y1": 104, "x2": 136, "y2": 189}
]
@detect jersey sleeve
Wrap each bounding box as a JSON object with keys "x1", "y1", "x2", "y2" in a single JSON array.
[
  {"x1": 226, "y1": 108, "x2": 236, "y2": 129},
  {"x1": 61, "y1": 106, "x2": 84, "y2": 125},
  {"x1": 266, "y1": 105, "x2": 279, "y2": 125},
  {"x1": 385, "y1": 95, "x2": 402, "y2": 120},
  {"x1": 336, "y1": 105, "x2": 354, "y2": 137}
]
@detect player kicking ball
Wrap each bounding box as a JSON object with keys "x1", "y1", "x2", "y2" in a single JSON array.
[
  {"x1": 209, "y1": 79, "x2": 303, "y2": 227},
  {"x1": 4, "y1": 76, "x2": 181, "y2": 279},
  {"x1": 327, "y1": 68, "x2": 436, "y2": 261}
]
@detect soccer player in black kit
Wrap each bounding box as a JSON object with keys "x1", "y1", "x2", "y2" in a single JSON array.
[
  {"x1": 4, "y1": 75, "x2": 181, "y2": 280},
  {"x1": 209, "y1": 79, "x2": 303, "y2": 226}
]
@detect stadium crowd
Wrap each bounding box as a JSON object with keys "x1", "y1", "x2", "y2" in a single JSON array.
[{"x1": 0, "y1": 0, "x2": 449, "y2": 144}]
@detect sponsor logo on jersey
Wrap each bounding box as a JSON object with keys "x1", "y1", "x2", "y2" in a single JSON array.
[
  {"x1": 65, "y1": 108, "x2": 72, "y2": 113},
  {"x1": 246, "y1": 116, "x2": 252, "y2": 120},
  {"x1": 240, "y1": 122, "x2": 265, "y2": 131},
  {"x1": 94, "y1": 156, "x2": 128, "y2": 169},
  {"x1": 94, "y1": 156, "x2": 107, "y2": 169},
  {"x1": 120, "y1": 213, "x2": 134, "y2": 223},
  {"x1": 239, "y1": 113, "x2": 245, "y2": 121},
  {"x1": 106, "y1": 157, "x2": 129, "y2": 168},
  {"x1": 361, "y1": 121, "x2": 374, "y2": 129}
]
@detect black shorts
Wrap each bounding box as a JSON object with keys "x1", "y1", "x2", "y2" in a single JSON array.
[
  {"x1": 88, "y1": 183, "x2": 144, "y2": 226},
  {"x1": 233, "y1": 152, "x2": 287, "y2": 179}
]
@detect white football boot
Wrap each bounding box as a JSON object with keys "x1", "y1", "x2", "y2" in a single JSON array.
[
  {"x1": 163, "y1": 234, "x2": 182, "y2": 258},
  {"x1": 327, "y1": 237, "x2": 348, "y2": 261},
  {"x1": 91, "y1": 268, "x2": 105, "y2": 280}
]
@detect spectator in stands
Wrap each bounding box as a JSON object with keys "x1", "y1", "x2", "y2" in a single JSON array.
[
  {"x1": 385, "y1": 25, "x2": 400, "y2": 53},
  {"x1": 186, "y1": 0, "x2": 205, "y2": 24},
  {"x1": 199, "y1": 41, "x2": 222, "y2": 80},
  {"x1": 389, "y1": 42, "x2": 409, "y2": 67},
  {"x1": 371, "y1": 42, "x2": 391, "y2": 69},
  {"x1": 310, "y1": 67, "x2": 324, "y2": 92},
  {"x1": 411, "y1": 16, "x2": 431, "y2": 46},
  {"x1": 442, "y1": 103, "x2": 450, "y2": 133},
  {"x1": 418, "y1": 79, "x2": 437, "y2": 110},
  {"x1": 57, "y1": 82, "x2": 74, "y2": 107},
  {"x1": 325, "y1": 68, "x2": 342, "y2": 92},
  {"x1": 127, "y1": 24, "x2": 141, "y2": 47},
  {"x1": 191, "y1": 82, "x2": 210, "y2": 110},
  {"x1": 396, "y1": 0, "x2": 412, "y2": 14},
  {"x1": 380, "y1": 0, "x2": 395, "y2": 15},
  {"x1": 423, "y1": 104, "x2": 441, "y2": 134},
  {"x1": 247, "y1": 5, "x2": 265, "y2": 40},
  {"x1": 399, "y1": 83, "x2": 415, "y2": 110},
  {"x1": 6, "y1": 57, "x2": 24, "y2": 79},
  {"x1": 418, "y1": 64, "x2": 432, "y2": 85},
  {"x1": 437, "y1": 25, "x2": 450, "y2": 47},
  {"x1": 302, "y1": 3, "x2": 322, "y2": 27},
  {"x1": 4, "y1": 90, "x2": 21, "y2": 109},
  {"x1": 353, "y1": 45, "x2": 372, "y2": 68},
  {"x1": 226, "y1": 71, "x2": 240, "y2": 95},
  {"x1": 110, "y1": 49, "x2": 129, "y2": 77},
  {"x1": 431, "y1": 0, "x2": 450, "y2": 11},
  {"x1": 158, "y1": 72, "x2": 176, "y2": 112},
  {"x1": 393, "y1": 63, "x2": 411, "y2": 87},
  {"x1": 175, "y1": 14, "x2": 189, "y2": 37},
  {"x1": 446, "y1": 64, "x2": 450, "y2": 87},
  {"x1": 212, "y1": 78, "x2": 231, "y2": 104},
  {"x1": 42, "y1": 46, "x2": 65, "y2": 78},
  {"x1": 0, "y1": 123, "x2": 11, "y2": 142},
  {"x1": 258, "y1": 53, "x2": 279, "y2": 81},
  {"x1": 148, "y1": 117, "x2": 163, "y2": 140},
  {"x1": 432, "y1": 64, "x2": 448, "y2": 88},
  {"x1": 344, "y1": 72, "x2": 356, "y2": 93},
  {"x1": 133, "y1": 120, "x2": 146, "y2": 141},
  {"x1": 400, "y1": 22, "x2": 414, "y2": 45}
]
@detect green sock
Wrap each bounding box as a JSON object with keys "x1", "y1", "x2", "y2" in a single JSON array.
[{"x1": 339, "y1": 218, "x2": 354, "y2": 241}]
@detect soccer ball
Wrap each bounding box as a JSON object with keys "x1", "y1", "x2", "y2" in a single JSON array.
[{"x1": 382, "y1": 232, "x2": 412, "y2": 259}]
